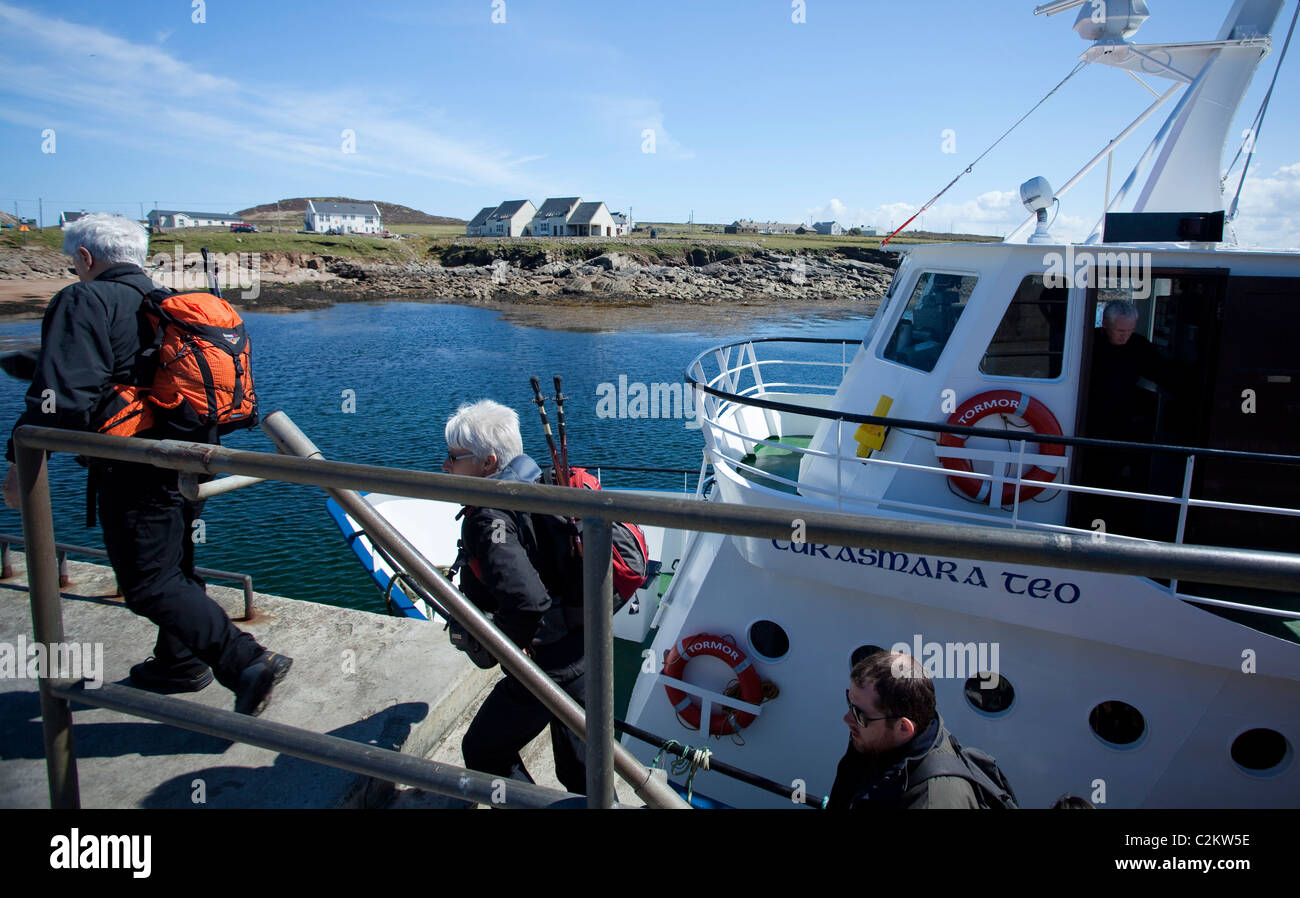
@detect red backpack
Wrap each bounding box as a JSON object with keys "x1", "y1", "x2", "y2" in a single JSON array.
[
  {"x1": 95, "y1": 287, "x2": 257, "y2": 438},
  {"x1": 535, "y1": 466, "x2": 651, "y2": 610}
]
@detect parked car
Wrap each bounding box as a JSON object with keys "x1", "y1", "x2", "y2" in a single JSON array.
[{"x1": 231, "y1": 223, "x2": 258, "y2": 232}]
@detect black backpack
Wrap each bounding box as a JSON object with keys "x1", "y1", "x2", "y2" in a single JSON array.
[{"x1": 912, "y1": 734, "x2": 1020, "y2": 809}]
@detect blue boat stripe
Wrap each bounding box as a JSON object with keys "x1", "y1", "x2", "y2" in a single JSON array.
[{"x1": 733, "y1": 657, "x2": 751, "y2": 674}]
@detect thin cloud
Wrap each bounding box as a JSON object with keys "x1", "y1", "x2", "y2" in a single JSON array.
[
  {"x1": 588, "y1": 95, "x2": 693, "y2": 159},
  {"x1": 0, "y1": 1, "x2": 543, "y2": 191}
]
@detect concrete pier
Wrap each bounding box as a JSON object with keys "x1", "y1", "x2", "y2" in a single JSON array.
[{"x1": 0, "y1": 553, "x2": 523, "y2": 808}]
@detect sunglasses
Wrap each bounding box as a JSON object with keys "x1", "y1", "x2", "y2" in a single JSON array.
[
  {"x1": 444, "y1": 450, "x2": 476, "y2": 464},
  {"x1": 846, "y1": 689, "x2": 898, "y2": 728}
]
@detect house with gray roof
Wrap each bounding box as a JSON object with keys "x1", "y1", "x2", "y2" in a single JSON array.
[
  {"x1": 146, "y1": 209, "x2": 245, "y2": 229},
  {"x1": 466, "y1": 206, "x2": 496, "y2": 236},
  {"x1": 59, "y1": 211, "x2": 88, "y2": 229},
  {"x1": 567, "y1": 201, "x2": 616, "y2": 237},
  {"x1": 304, "y1": 200, "x2": 382, "y2": 235},
  {"x1": 814, "y1": 221, "x2": 843, "y2": 236},
  {"x1": 484, "y1": 199, "x2": 536, "y2": 237},
  {"x1": 528, "y1": 197, "x2": 582, "y2": 237}
]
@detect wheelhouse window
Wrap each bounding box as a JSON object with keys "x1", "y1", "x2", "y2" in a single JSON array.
[
  {"x1": 979, "y1": 275, "x2": 1069, "y2": 379},
  {"x1": 881, "y1": 272, "x2": 977, "y2": 372}
]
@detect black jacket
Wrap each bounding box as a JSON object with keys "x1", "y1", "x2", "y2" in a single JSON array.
[
  {"x1": 1085, "y1": 329, "x2": 1178, "y2": 440},
  {"x1": 827, "y1": 716, "x2": 980, "y2": 809},
  {"x1": 6, "y1": 264, "x2": 161, "y2": 462},
  {"x1": 458, "y1": 454, "x2": 584, "y2": 673}
]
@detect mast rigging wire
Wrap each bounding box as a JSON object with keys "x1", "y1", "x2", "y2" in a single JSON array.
[{"x1": 880, "y1": 60, "x2": 1088, "y2": 247}]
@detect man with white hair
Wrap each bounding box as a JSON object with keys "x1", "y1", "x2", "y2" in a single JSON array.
[
  {"x1": 2, "y1": 213, "x2": 291, "y2": 716},
  {"x1": 443, "y1": 399, "x2": 588, "y2": 796}
]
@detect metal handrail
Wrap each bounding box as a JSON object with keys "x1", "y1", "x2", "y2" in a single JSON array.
[
  {"x1": 0, "y1": 532, "x2": 257, "y2": 619},
  {"x1": 14, "y1": 419, "x2": 1300, "y2": 809}
]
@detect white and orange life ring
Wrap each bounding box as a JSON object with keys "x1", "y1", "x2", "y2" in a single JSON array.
[
  {"x1": 937, "y1": 390, "x2": 1064, "y2": 505},
  {"x1": 662, "y1": 633, "x2": 762, "y2": 736}
]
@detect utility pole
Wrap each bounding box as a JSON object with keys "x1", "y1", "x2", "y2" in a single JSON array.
[{"x1": 38, "y1": 197, "x2": 43, "y2": 229}]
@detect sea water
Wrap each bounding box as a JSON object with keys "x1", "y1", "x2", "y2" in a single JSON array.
[{"x1": 0, "y1": 301, "x2": 870, "y2": 612}]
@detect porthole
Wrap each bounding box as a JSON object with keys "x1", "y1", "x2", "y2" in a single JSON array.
[
  {"x1": 850, "y1": 644, "x2": 887, "y2": 670},
  {"x1": 1231, "y1": 728, "x2": 1290, "y2": 774},
  {"x1": 964, "y1": 672, "x2": 1015, "y2": 715},
  {"x1": 747, "y1": 620, "x2": 789, "y2": 662},
  {"x1": 1089, "y1": 700, "x2": 1145, "y2": 747}
]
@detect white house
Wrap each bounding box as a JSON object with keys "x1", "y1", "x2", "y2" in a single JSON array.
[
  {"x1": 484, "y1": 200, "x2": 536, "y2": 237},
  {"x1": 304, "y1": 200, "x2": 383, "y2": 235},
  {"x1": 814, "y1": 220, "x2": 843, "y2": 236},
  {"x1": 147, "y1": 209, "x2": 245, "y2": 229},
  {"x1": 567, "y1": 202, "x2": 616, "y2": 237},
  {"x1": 611, "y1": 212, "x2": 632, "y2": 236},
  {"x1": 529, "y1": 197, "x2": 581, "y2": 237},
  {"x1": 466, "y1": 206, "x2": 496, "y2": 236}
]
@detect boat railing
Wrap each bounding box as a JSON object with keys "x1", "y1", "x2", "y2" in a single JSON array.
[
  {"x1": 685, "y1": 339, "x2": 1300, "y2": 617},
  {"x1": 14, "y1": 414, "x2": 1300, "y2": 809}
]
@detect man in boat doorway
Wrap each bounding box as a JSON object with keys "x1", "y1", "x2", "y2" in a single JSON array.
[
  {"x1": 1079, "y1": 299, "x2": 1180, "y2": 537},
  {"x1": 829, "y1": 649, "x2": 982, "y2": 809},
  {"x1": 2, "y1": 213, "x2": 291, "y2": 716},
  {"x1": 443, "y1": 399, "x2": 588, "y2": 795}
]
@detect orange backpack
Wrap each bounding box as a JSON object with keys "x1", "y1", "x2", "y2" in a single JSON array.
[{"x1": 96, "y1": 288, "x2": 257, "y2": 438}]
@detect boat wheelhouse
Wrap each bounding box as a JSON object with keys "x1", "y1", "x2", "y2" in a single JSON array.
[{"x1": 621, "y1": 0, "x2": 1300, "y2": 808}]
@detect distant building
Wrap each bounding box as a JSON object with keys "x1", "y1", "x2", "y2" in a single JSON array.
[
  {"x1": 59, "y1": 211, "x2": 88, "y2": 229},
  {"x1": 484, "y1": 199, "x2": 536, "y2": 237},
  {"x1": 147, "y1": 209, "x2": 245, "y2": 229},
  {"x1": 861, "y1": 227, "x2": 878, "y2": 236},
  {"x1": 725, "y1": 219, "x2": 800, "y2": 234},
  {"x1": 814, "y1": 221, "x2": 842, "y2": 236},
  {"x1": 612, "y1": 212, "x2": 632, "y2": 236},
  {"x1": 466, "y1": 206, "x2": 496, "y2": 237},
  {"x1": 567, "y1": 201, "x2": 616, "y2": 237},
  {"x1": 529, "y1": 197, "x2": 582, "y2": 237},
  {"x1": 303, "y1": 200, "x2": 382, "y2": 235}
]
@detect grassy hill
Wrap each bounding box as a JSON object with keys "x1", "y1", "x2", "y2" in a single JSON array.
[{"x1": 236, "y1": 197, "x2": 465, "y2": 227}]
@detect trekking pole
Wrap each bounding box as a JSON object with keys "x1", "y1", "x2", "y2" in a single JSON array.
[
  {"x1": 201, "y1": 246, "x2": 223, "y2": 299},
  {"x1": 553, "y1": 375, "x2": 571, "y2": 486},
  {"x1": 529, "y1": 376, "x2": 566, "y2": 485}
]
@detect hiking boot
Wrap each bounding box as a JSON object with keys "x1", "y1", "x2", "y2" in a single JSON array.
[
  {"x1": 233, "y1": 651, "x2": 293, "y2": 717},
  {"x1": 129, "y1": 657, "x2": 214, "y2": 693}
]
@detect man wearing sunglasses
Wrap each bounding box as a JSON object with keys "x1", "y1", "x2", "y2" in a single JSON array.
[
  {"x1": 828, "y1": 649, "x2": 979, "y2": 809},
  {"x1": 442, "y1": 399, "x2": 588, "y2": 796}
]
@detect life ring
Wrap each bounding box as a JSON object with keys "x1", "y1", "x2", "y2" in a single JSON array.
[
  {"x1": 937, "y1": 390, "x2": 1064, "y2": 505},
  {"x1": 662, "y1": 633, "x2": 762, "y2": 736}
]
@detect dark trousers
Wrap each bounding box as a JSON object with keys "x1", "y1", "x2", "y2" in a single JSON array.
[
  {"x1": 461, "y1": 661, "x2": 587, "y2": 796},
  {"x1": 96, "y1": 463, "x2": 263, "y2": 691}
]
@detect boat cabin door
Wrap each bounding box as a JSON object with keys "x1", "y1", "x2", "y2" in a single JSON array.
[{"x1": 1071, "y1": 267, "x2": 1300, "y2": 555}]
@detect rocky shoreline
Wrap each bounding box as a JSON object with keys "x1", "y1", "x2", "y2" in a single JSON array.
[{"x1": 0, "y1": 244, "x2": 898, "y2": 317}]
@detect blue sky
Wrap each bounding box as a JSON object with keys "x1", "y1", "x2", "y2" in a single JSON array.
[{"x1": 1, "y1": 0, "x2": 1297, "y2": 244}]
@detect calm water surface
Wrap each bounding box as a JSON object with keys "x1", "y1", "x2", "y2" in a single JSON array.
[{"x1": 0, "y1": 301, "x2": 871, "y2": 613}]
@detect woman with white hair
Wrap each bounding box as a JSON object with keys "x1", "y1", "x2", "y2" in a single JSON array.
[{"x1": 443, "y1": 399, "x2": 590, "y2": 796}]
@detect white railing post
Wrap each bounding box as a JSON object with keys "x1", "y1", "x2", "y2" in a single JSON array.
[{"x1": 1170, "y1": 454, "x2": 1197, "y2": 595}]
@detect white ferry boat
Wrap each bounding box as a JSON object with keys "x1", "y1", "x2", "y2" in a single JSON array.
[
  {"x1": 331, "y1": 0, "x2": 1299, "y2": 808},
  {"x1": 619, "y1": 0, "x2": 1300, "y2": 809}
]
